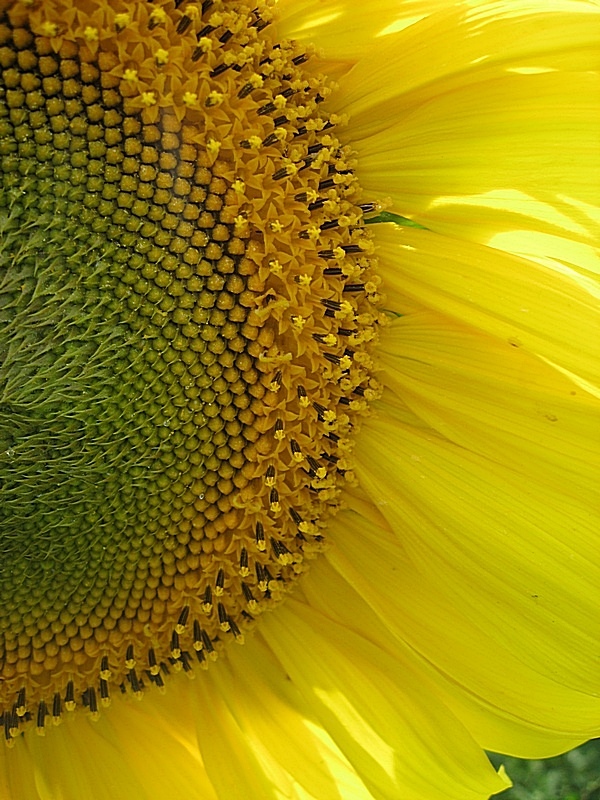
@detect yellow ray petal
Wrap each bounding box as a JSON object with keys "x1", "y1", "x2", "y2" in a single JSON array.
[
  {"x1": 332, "y1": 1, "x2": 600, "y2": 262},
  {"x1": 323, "y1": 508, "x2": 600, "y2": 757},
  {"x1": 353, "y1": 400, "x2": 600, "y2": 702},
  {"x1": 191, "y1": 674, "x2": 283, "y2": 800},
  {"x1": 209, "y1": 633, "x2": 374, "y2": 799},
  {"x1": 379, "y1": 312, "x2": 600, "y2": 507},
  {"x1": 375, "y1": 224, "x2": 600, "y2": 395},
  {"x1": 276, "y1": 0, "x2": 453, "y2": 66},
  {"x1": 261, "y1": 599, "x2": 509, "y2": 800}
]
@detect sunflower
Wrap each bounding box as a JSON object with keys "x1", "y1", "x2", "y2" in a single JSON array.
[{"x1": 0, "y1": 0, "x2": 598, "y2": 797}]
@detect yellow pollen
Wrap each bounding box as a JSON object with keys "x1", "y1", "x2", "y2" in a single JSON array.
[
  {"x1": 155, "y1": 48, "x2": 169, "y2": 66},
  {"x1": 114, "y1": 13, "x2": 130, "y2": 30},
  {"x1": 140, "y1": 90, "x2": 157, "y2": 106}
]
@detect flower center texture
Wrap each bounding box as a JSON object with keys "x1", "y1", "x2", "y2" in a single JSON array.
[{"x1": 0, "y1": 0, "x2": 383, "y2": 740}]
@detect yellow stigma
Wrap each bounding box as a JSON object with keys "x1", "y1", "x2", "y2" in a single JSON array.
[{"x1": 0, "y1": 0, "x2": 383, "y2": 742}]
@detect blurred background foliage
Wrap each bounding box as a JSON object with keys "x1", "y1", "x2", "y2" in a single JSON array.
[{"x1": 488, "y1": 740, "x2": 600, "y2": 800}]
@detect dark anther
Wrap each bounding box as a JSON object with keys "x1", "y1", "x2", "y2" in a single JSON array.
[
  {"x1": 324, "y1": 431, "x2": 340, "y2": 443},
  {"x1": 294, "y1": 192, "x2": 308, "y2": 202},
  {"x1": 274, "y1": 418, "x2": 284, "y2": 435},
  {"x1": 337, "y1": 327, "x2": 356, "y2": 337},
  {"x1": 82, "y1": 689, "x2": 90, "y2": 708},
  {"x1": 240, "y1": 139, "x2": 252, "y2": 148},
  {"x1": 201, "y1": 630, "x2": 214, "y2": 653},
  {"x1": 321, "y1": 299, "x2": 342, "y2": 311},
  {"x1": 306, "y1": 455, "x2": 321, "y2": 473},
  {"x1": 210, "y1": 63, "x2": 230, "y2": 78},
  {"x1": 195, "y1": 649, "x2": 206, "y2": 665},
  {"x1": 176, "y1": 15, "x2": 192, "y2": 34},
  {"x1": 88, "y1": 687, "x2": 98, "y2": 715},
  {"x1": 239, "y1": 547, "x2": 249, "y2": 573},
  {"x1": 318, "y1": 249, "x2": 335, "y2": 260},
  {"x1": 128, "y1": 669, "x2": 141, "y2": 694},
  {"x1": 100, "y1": 655, "x2": 110, "y2": 675},
  {"x1": 342, "y1": 283, "x2": 365, "y2": 293},
  {"x1": 308, "y1": 199, "x2": 325, "y2": 211},
  {"x1": 272, "y1": 167, "x2": 288, "y2": 181},
  {"x1": 217, "y1": 603, "x2": 229, "y2": 626},
  {"x1": 201, "y1": 0, "x2": 214, "y2": 13},
  {"x1": 203, "y1": 585, "x2": 212, "y2": 607},
  {"x1": 229, "y1": 618, "x2": 242, "y2": 638},
  {"x1": 274, "y1": 115, "x2": 288, "y2": 127},
  {"x1": 258, "y1": 102, "x2": 276, "y2": 116},
  {"x1": 219, "y1": 29, "x2": 234, "y2": 44},
  {"x1": 266, "y1": 464, "x2": 276, "y2": 482},
  {"x1": 170, "y1": 630, "x2": 180, "y2": 656},
  {"x1": 321, "y1": 451, "x2": 339, "y2": 464},
  {"x1": 313, "y1": 401, "x2": 326, "y2": 421},
  {"x1": 297, "y1": 385, "x2": 307, "y2": 400},
  {"x1": 52, "y1": 693, "x2": 61, "y2": 719},
  {"x1": 180, "y1": 651, "x2": 193, "y2": 672},
  {"x1": 269, "y1": 487, "x2": 280, "y2": 507},
  {"x1": 255, "y1": 521, "x2": 265, "y2": 546},
  {"x1": 342, "y1": 244, "x2": 363, "y2": 254},
  {"x1": 152, "y1": 671, "x2": 166, "y2": 687},
  {"x1": 197, "y1": 24, "x2": 215, "y2": 38},
  {"x1": 216, "y1": 568, "x2": 225, "y2": 591},
  {"x1": 177, "y1": 606, "x2": 190, "y2": 629},
  {"x1": 323, "y1": 267, "x2": 343, "y2": 276},
  {"x1": 238, "y1": 83, "x2": 254, "y2": 99},
  {"x1": 36, "y1": 701, "x2": 47, "y2": 730},
  {"x1": 324, "y1": 353, "x2": 343, "y2": 366},
  {"x1": 359, "y1": 202, "x2": 378, "y2": 214},
  {"x1": 289, "y1": 507, "x2": 303, "y2": 525},
  {"x1": 193, "y1": 619, "x2": 203, "y2": 646},
  {"x1": 318, "y1": 178, "x2": 335, "y2": 190},
  {"x1": 242, "y1": 582, "x2": 255, "y2": 604},
  {"x1": 65, "y1": 681, "x2": 75, "y2": 707},
  {"x1": 191, "y1": 46, "x2": 205, "y2": 61},
  {"x1": 292, "y1": 53, "x2": 309, "y2": 65},
  {"x1": 262, "y1": 132, "x2": 279, "y2": 147},
  {"x1": 100, "y1": 679, "x2": 110, "y2": 702},
  {"x1": 126, "y1": 644, "x2": 135, "y2": 664},
  {"x1": 16, "y1": 688, "x2": 25, "y2": 714},
  {"x1": 320, "y1": 219, "x2": 339, "y2": 231},
  {"x1": 339, "y1": 396, "x2": 351, "y2": 404},
  {"x1": 294, "y1": 125, "x2": 308, "y2": 137}
]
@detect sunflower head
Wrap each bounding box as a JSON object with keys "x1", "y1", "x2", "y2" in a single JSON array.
[{"x1": 0, "y1": 0, "x2": 384, "y2": 739}]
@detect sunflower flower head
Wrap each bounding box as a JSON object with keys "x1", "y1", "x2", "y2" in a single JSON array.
[
  {"x1": 0, "y1": 0, "x2": 386, "y2": 735},
  {"x1": 1, "y1": 0, "x2": 599, "y2": 798}
]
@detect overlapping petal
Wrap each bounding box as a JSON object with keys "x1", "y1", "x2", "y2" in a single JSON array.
[
  {"x1": 324, "y1": 0, "x2": 600, "y2": 268},
  {"x1": 261, "y1": 596, "x2": 509, "y2": 799}
]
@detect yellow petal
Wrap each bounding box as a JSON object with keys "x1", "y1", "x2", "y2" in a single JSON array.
[
  {"x1": 261, "y1": 598, "x2": 509, "y2": 800},
  {"x1": 276, "y1": 0, "x2": 453, "y2": 66},
  {"x1": 379, "y1": 312, "x2": 600, "y2": 508},
  {"x1": 324, "y1": 507, "x2": 600, "y2": 757},
  {"x1": 375, "y1": 224, "x2": 600, "y2": 396},
  {"x1": 353, "y1": 399, "x2": 600, "y2": 704},
  {"x1": 333, "y1": 1, "x2": 600, "y2": 265},
  {"x1": 204, "y1": 634, "x2": 373, "y2": 799}
]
